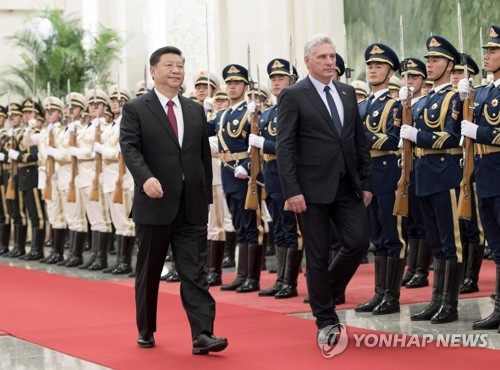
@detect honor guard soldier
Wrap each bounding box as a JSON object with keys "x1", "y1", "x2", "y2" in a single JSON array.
[
  {"x1": 401, "y1": 36, "x2": 464, "y2": 324},
  {"x1": 135, "y1": 81, "x2": 148, "y2": 97},
  {"x1": 351, "y1": 80, "x2": 370, "y2": 102},
  {"x1": 16, "y1": 99, "x2": 46, "y2": 260},
  {"x1": 399, "y1": 58, "x2": 432, "y2": 289},
  {"x1": 23, "y1": 97, "x2": 68, "y2": 263},
  {"x1": 389, "y1": 76, "x2": 402, "y2": 99},
  {"x1": 0, "y1": 105, "x2": 11, "y2": 255},
  {"x1": 194, "y1": 70, "x2": 220, "y2": 105},
  {"x1": 208, "y1": 64, "x2": 263, "y2": 293},
  {"x1": 422, "y1": 78, "x2": 434, "y2": 96},
  {"x1": 253, "y1": 58, "x2": 303, "y2": 299},
  {"x1": 96, "y1": 85, "x2": 135, "y2": 275},
  {"x1": 451, "y1": 55, "x2": 479, "y2": 89},
  {"x1": 68, "y1": 89, "x2": 113, "y2": 269},
  {"x1": 354, "y1": 44, "x2": 405, "y2": 315},
  {"x1": 459, "y1": 25, "x2": 500, "y2": 331},
  {"x1": 1, "y1": 102, "x2": 28, "y2": 258}
]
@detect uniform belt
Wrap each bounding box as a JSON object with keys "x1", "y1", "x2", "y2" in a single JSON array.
[
  {"x1": 414, "y1": 147, "x2": 463, "y2": 158},
  {"x1": 103, "y1": 159, "x2": 119, "y2": 165},
  {"x1": 78, "y1": 158, "x2": 95, "y2": 163},
  {"x1": 55, "y1": 160, "x2": 71, "y2": 165},
  {"x1": 2, "y1": 164, "x2": 10, "y2": 170},
  {"x1": 262, "y1": 154, "x2": 277, "y2": 162},
  {"x1": 18, "y1": 162, "x2": 38, "y2": 168},
  {"x1": 219, "y1": 151, "x2": 249, "y2": 163},
  {"x1": 370, "y1": 150, "x2": 401, "y2": 158},
  {"x1": 475, "y1": 144, "x2": 500, "y2": 156}
]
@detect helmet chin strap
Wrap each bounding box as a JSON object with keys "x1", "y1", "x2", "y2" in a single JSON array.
[
  {"x1": 433, "y1": 60, "x2": 452, "y2": 83},
  {"x1": 371, "y1": 68, "x2": 392, "y2": 87}
]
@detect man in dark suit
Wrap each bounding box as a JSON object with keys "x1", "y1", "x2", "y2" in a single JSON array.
[
  {"x1": 120, "y1": 46, "x2": 227, "y2": 354},
  {"x1": 276, "y1": 34, "x2": 373, "y2": 343}
]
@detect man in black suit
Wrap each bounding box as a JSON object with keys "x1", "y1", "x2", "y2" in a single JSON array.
[
  {"x1": 120, "y1": 46, "x2": 227, "y2": 354},
  {"x1": 276, "y1": 34, "x2": 373, "y2": 343}
]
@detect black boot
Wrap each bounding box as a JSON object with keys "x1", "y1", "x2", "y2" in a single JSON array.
[
  {"x1": 65, "y1": 231, "x2": 86, "y2": 267},
  {"x1": 0, "y1": 224, "x2": 11, "y2": 255},
  {"x1": 45, "y1": 229, "x2": 66, "y2": 264},
  {"x1": 165, "y1": 261, "x2": 180, "y2": 282},
  {"x1": 275, "y1": 248, "x2": 304, "y2": 299},
  {"x1": 431, "y1": 261, "x2": 464, "y2": 323},
  {"x1": 355, "y1": 256, "x2": 388, "y2": 312},
  {"x1": 79, "y1": 231, "x2": 99, "y2": 269},
  {"x1": 265, "y1": 224, "x2": 276, "y2": 256},
  {"x1": 402, "y1": 239, "x2": 419, "y2": 286},
  {"x1": 473, "y1": 265, "x2": 500, "y2": 330},
  {"x1": 222, "y1": 231, "x2": 237, "y2": 268},
  {"x1": 8, "y1": 225, "x2": 27, "y2": 258},
  {"x1": 104, "y1": 235, "x2": 122, "y2": 273},
  {"x1": 373, "y1": 258, "x2": 406, "y2": 315},
  {"x1": 57, "y1": 230, "x2": 77, "y2": 266},
  {"x1": 411, "y1": 259, "x2": 446, "y2": 321},
  {"x1": 237, "y1": 244, "x2": 263, "y2": 293},
  {"x1": 112, "y1": 236, "x2": 135, "y2": 275},
  {"x1": 25, "y1": 228, "x2": 46, "y2": 260},
  {"x1": 207, "y1": 240, "x2": 225, "y2": 286},
  {"x1": 461, "y1": 243, "x2": 485, "y2": 294},
  {"x1": 406, "y1": 239, "x2": 432, "y2": 288},
  {"x1": 259, "y1": 246, "x2": 287, "y2": 296},
  {"x1": 221, "y1": 243, "x2": 248, "y2": 291},
  {"x1": 88, "y1": 232, "x2": 112, "y2": 270}
]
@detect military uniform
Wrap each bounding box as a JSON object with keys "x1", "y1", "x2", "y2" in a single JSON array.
[
  {"x1": 0, "y1": 106, "x2": 11, "y2": 255},
  {"x1": 355, "y1": 44, "x2": 405, "y2": 315},
  {"x1": 406, "y1": 36, "x2": 464, "y2": 324},
  {"x1": 208, "y1": 64, "x2": 262, "y2": 293}
]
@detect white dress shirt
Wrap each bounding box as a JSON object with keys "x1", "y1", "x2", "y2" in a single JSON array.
[
  {"x1": 309, "y1": 75, "x2": 344, "y2": 126},
  {"x1": 154, "y1": 88, "x2": 185, "y2": 147}
]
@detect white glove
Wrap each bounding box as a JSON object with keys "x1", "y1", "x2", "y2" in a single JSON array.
[
  {"x1": 94, "y1": 142, "x2": 104, "y2": 154},
  {"x1": 0, "y1": 153, "x2": 4, "y2": 161},
  {"x1": 7, "y1": 128, "x2": 13, "y2": 137},
  {"x1": 203, "y1": 98, "x2": 214, "y2": 113},
  {"x1": 68, "y1": 122, "x2": 75, "y2": 132},
  {"x1": 46, "y1": 147, "x2": 61, "y2": 160},
  {"x1": 249, "y1": 133, "x2": 265, "y2": 149},
  {"x1": 400, "y1": 125, "x2": 418, "y2": 143},
  {"x1": 399, "y1": 86, "x2": 408, "y2": 102},
  {"x1": 247, "y1": 101, "x2": 257, "y2": 114},
  {"x1": 8, "y1": 149, "x2": 19, "y2": 161},
  {"x1": 234, "y1": 165, "x2": 248, "y2": 179},
  {"x1": 69, "y1": 147, "x2": 81, "y2": 157},
  {"x1": 28, "y1": 118, "x2": 38, "y2": 129},
  {"x1": 461, "y1": 120, "x2": 478, "y2": 140},
  {"x1": 91, "y1": 118, "x2": 101, "y2": 127},
  {"x1": 457, "y1": 78, "x2": 472, "y2": 101},
  {"x1": 117, "y1": 144, "x2": 121, "y2": 153},
  {"x1": 47, "y1": 123, "x2": 54, "y2": 132}
]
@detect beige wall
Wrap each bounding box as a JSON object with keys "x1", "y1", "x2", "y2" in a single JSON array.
[{"x1": 0, "y1": 0, "x2": 345, "y2": 105}]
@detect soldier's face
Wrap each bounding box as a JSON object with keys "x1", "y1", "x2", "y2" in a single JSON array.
[
  {"x1": 110, "y1": 98, "x2": 122, "y2": 114},
  {"x1": 484, "y1": 48, "x2": 500, "y2": 73},
  {"x1": 214, "y1": 99, "x2": 229, "y2": 111},
  {"x1": 270, "y1": 75, "x2": 291, "y2": 97},
  {"x1": 10, "y1": 114, "x2": 22, "y2": 128},
  {"x1": 426, "y1": 57, "x2": 452, "y2": 81},
  {"x1": 89, "y1": 103, "x2": 104, "y2": 119},
  {"x1": 450, "y1": 70, "x2": 465, "y2": 88},
  {"x1": 305, "y1": 43, "x2": 336, "y2": 84},
  {"x1": 367, "y1": 62, "x2": 392, "y2": 85},
  {"x1": 45, "y1": 110, "x2": 60, "y2": 123},
  {"x1": 150, "y1": 53, "x2": 185, "y2": 91},
  {"x1": 22, "y1": 111, "x2": 33, "y2": 124},
  {"x1": 195, "y1": 84, "x2": 209, "y2": 102},
  {"x1": 0, "y1": 117, "x2": 5, "y2": 127},
  {"x1": 407, "y1": 75, "x2": 424, "y2": 95},
  {"x1": 226, "y1": 81, "x2": 246, "y2": 101}
]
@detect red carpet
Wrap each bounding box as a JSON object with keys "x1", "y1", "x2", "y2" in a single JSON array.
[
  {"x1": 114, "y1": 260, "x2": 498, "y2": 314},
  {"x1": 0, "y1": 264, "x2": 498, "y2": 369}
]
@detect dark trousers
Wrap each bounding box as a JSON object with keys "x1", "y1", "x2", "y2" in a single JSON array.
[
  {"x1": 266, "y1": 191, "x2": 298, "y2": 249},
  {"x1": 418, "y1": 190, "x2": 461, "y2": 262},
  {"x1": 226, "y1": 191, "x2": 258, "y2": 245},
  {"x1": 6, "y1": 186, "x2": 26, "y2": 226},
  {"x1": 22, "y1": 188, "x2": 45, "y2": 230},
  {"x1": 298, "y1": 177, "x2": 369, "y2": 328},
  {"x1": 406, "y1": 183, "x2": 426, "y2": 240},
  {"x1": 478, "y1": 195, "x2": 500, "y2": 265},
  {"x1": 135, "y1": 191, "x2": 215, "y2": 340},
  {"x1": 367, "y1": 191, "x2": 405, "y2": 258},
  {"x1": 0, "y1": 184, "x2": 9, "y2": 224}
]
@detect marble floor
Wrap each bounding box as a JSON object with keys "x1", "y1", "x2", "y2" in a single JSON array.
[{"x1": 1, "y1": 249, "x2": 499, "y2": 368}]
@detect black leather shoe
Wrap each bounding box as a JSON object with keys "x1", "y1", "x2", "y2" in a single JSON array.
[
  {"x1": 405, "y1": 273, "x2": 429, "y2": 288},
  {"x1": 137, "y1": 334, "x2": 155, "y2": 348},
  {"x1": 303, "y1": 296, "x2": 309, "y2": 304},
  {"x1": 165, "y1": 269, "x2": 180, "y2": 282},
  {"x1": 192, "y1": 333, "x2": 228, "y2": 355}
]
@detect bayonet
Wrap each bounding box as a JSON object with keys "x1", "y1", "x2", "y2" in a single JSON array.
[
  {"x1": 205, "y1": 2, "x2": 211, "y2": 98},
  {"x1": 247, "y1": 44, "x2": 255, "y2": 102},
  {"x1": 480, "y1": 27, "x2": 487, "y2": 84},
  {"x1": 343, "y1": 24, "x2": 353, "y2": 83},
  {"x1": 67, "y1": 79, "x2": 74, "y2": 122}
]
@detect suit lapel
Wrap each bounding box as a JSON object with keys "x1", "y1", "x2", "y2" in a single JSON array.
[
  {"x1": 145, "y1": 89, "x2": 181, "y2": 149},
  {"x1": 303, "y1": 77, "x2": 339, "y2": 137},
  {"x1": 179, "y1": 95, "x2": 195, "y2": 148},
  {"x1": 332, "y1": 80, "x2": 350, "y2": 127}
]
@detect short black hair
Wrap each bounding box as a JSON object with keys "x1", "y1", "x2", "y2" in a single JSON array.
[{"x1": 149, "y1": 46, "x2": 185, "y2": 66}]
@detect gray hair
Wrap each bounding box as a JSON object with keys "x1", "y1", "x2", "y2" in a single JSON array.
[{"x1": 304, "y1": 34, "x2": 336, "y2": 57}]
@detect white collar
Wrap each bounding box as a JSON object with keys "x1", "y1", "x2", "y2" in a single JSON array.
[{"x1": 154, "y1": 88, "x2": 181, "y2": 108}]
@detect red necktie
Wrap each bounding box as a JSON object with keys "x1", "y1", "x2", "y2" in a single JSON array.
[{"x1": 166, "y1": 100, "x2": 178, "y2": 138}]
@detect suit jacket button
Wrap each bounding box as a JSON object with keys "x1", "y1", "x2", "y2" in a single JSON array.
[{"x1": 440, "y1": 157, "x2": 445, "y2": 162}]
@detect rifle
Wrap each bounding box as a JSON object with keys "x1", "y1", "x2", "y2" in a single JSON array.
[
  {"x1": 456, "y1": 2, "x2": 474, "y2": 220},
  {"x1": 244, "y1": 48, "x2": 261, "y2": 211},
  {"x1": 42, "y1": 83, "x2": 54, "y2": 200},
  {"x1": 113, "y1": 76, "x2": 124, "y2": 204},
  {"x1": 89, "y1": 86, "x2": 102, "y2": 201},
  {"x1": 224, "y1": 163, "x2": 264, "y2": 187},
  {"x1": 393, "y1": 15, "x2": 412, "y2": 217},
  {"x1": 343, "y1": 24, "x2": 354, "y2": 84},
  {"x1": 67, "y1": 79, "x2": 78, "y2": 203},
  {"x1": 5, "y1": 92, "x2": 16, "y2": 200}
]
